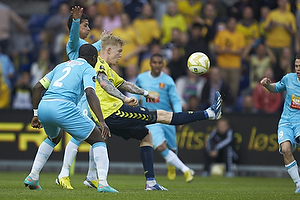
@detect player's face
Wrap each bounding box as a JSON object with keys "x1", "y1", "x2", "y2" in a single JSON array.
[
  {"x1": 79, "y1": 19, "x2": 90, "y2": 39},
  {"x1": 108, "y1": 44, "x2": 122, "y2": 65},
  {"x1": 295, "y1": 59, "x2": 300, "y2": 79},
  {"x1": 150, "y1": 56, "x2": 164, "y2": 77}
]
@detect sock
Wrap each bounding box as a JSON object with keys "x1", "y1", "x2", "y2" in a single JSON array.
[
  {"x1": 58, "y1": 140, "x2": 79, "y2": 178},
  {"x1": 86, "y1": 146, "x2": 97, "y2": 181},
  {"x1": 285, "y1": 160, "x2": 300, "y2": 186},
  {"x1": 92, "y1": 142, "x2": 109, "y2": 186},
  {"x1": 161, "y1": 148, "x2": 189, "y2": 173},
  {"x1": 170, "y1": 111, "x2": 208, "y2": 125},
  {"x1": 29, "y1": 138, "x2": 56, "y2": 180},
  {"x1": 140, "y1": 146, "x2": 155, "y2": 185}
]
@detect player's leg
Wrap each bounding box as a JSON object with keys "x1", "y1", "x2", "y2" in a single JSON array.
[
  {"x1": 278, "y1": 125, "x2": 300, "y2": 193},
  {"x1": 83, "y1": 145, "x2": 99, "y2": 188},
  {"x1": 56, "y1": 137, "x2": 82, "y2": 189},
  {"x1": 140, "y1": 131, "x2": 168, "y2": 191},
  {"x1": 24, "y1": 128, "x2": 62, "y2": 190},
  {"x1": 85, "y1": 127, "x2": 118, "y2": 193},
  {"x1": 156, "y1": 92, "x2": 222, "y2": 125},
  {"x1": 221, "y1": 146, "x2": 234, "y2": 177}
]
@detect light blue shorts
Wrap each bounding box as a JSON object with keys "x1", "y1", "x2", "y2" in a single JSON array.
[
  {"x1": 278, "y1": 122, "x2": 300, "y2": 153},
  {"x1": 38, "y1": 99, "x2": 95, "y2": 141},
  {"x1": 77, "y1": 94, "x2": 92, "y2": 118},
  {"x1": 146, "y1": 123, "x2": 177, "y2": 150}
]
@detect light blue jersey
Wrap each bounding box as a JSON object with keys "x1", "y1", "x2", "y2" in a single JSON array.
[
  {"x1": 135, "y1": 71, "x2": 182, "y2": 149},
  {"x1": 38, "y1": 58, "x2": 97, "y2": 141},
  {"x1": 274, "y1": 73, "x2": 300, "y2": 152},
  {"x1": 66, "y1": 18, "x2": 101, "y2": 60}
]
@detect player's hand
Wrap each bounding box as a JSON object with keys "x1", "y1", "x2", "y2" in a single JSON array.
[
  {"x1": 31, "y1": 116, "x2": 42, "y2": 129},
  {"x1": 260, "y1": 77, "x2": 271, "y2": 87},
  {"x1": 124, "y1": 97, "x2": 138, "y2": 107},
  {"x1": 99, "y1": 121, "x2": 111, "y2": 140},
  {"x1": 209, "y1": 150, "x2": 218, "y2": 158},
  {"x1": 100, "y1": 30, "x2": 112, "y2": 39},
  {"x1": 145, "y1": 93, "x2": 156, "y2": 103},
  {"x1": 71, "y1": 6, "x2": 83, "y2": 20}
]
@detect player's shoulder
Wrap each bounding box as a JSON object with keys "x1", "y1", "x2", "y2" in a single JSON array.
[{"x1": 161, "y1": 72, "x2": 175, "y2": 83}]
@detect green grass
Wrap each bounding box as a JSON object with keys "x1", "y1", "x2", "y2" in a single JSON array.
[{"x1": 0, "y1": 172, "x2": 298, "y2": 200}]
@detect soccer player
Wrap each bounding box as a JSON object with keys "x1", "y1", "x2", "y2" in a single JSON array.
[
  {"x1": 260, "y1": 54, "x2": 300, "y2": 193},
  {"x1": 135, "y1": 53, "x2": 195, "y2": 182},
  {"x1": 23, "y1": 44, "x2": 117, "y2": 192},
  {"x1": 59, "y1": 35, "x2": 222, "y2": 191}
]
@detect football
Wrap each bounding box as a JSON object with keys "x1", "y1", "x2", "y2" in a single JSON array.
[{"x1": 187, "y1": 52, "x2": 210, "y2": 75}]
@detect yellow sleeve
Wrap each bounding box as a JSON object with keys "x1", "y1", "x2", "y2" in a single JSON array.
[{"x1": 39, "y1": 76, "x2": 50, "y2": 89}]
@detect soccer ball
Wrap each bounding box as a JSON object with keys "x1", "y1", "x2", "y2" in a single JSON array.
[{"x1": 187, "y1": 52, "x2": 210, "y2": 75}]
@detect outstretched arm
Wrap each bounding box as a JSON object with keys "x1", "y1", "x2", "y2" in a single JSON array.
[
  {"x1": 119, "y1": 80, "x2": 156, "y2": 102},
  {"x1": 260, "y1": 77, "x2": 276, "y2": 92},
  {"x1": 97, "y1": 72, "x2": 139, "y2": 106}
]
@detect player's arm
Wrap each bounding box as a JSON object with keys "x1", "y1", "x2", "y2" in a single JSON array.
[
  {"x1": 68, "y1": 6, "x2": 82, "y2": 51},
  {"x1": 119, "y1": 80, "x2": 156, "y2": 103},
  {"x1": 260, "y1": 77, "x2": 276, "y2": 92},
  {"x1": 97, "y1": 72, "x2": 139, "y2": 106},
  {"x1": 85, "y1": 87, "x2": 111, "y2": 139},
  {"x1": 31, "y1": 76, "x2": 51, "y2": 129}
]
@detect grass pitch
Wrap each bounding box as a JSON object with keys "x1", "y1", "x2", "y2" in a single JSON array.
[{"x1": 0, "y1": 171, "x2": 298, "y2": 200}]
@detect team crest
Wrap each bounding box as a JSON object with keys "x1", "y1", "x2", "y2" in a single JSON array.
[{"x1": 159, "y1": 83, "x2": 165, "y2": 89}]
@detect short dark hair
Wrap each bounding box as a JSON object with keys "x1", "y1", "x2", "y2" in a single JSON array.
[
  {"x1": 150, "y1": 54, "x2": 163, "y2": 62},
  {"x1": 296, "y1": 54, "x2": 300, "y2": 60},
  {"x1": 79, "y1": 44, "x2": 97, "y2": 59},
  {"x1": 67, "y1": 13, "x2": 89, "y2": 31}
]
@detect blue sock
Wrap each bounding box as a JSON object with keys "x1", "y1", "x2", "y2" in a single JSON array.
[
  {"x1": 170, "y1": 111, "x2": 208, "y2": 125},
  {"x1": 140, "y1": 146, "x2": 155, "y2": 180}
]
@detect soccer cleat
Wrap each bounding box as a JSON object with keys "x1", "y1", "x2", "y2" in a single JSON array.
[
  {"x1": 56, "y1": 177, "x2": 74, "y2": 189},
  {"x1": 184, "y1": 169, "x2": 195, "y2": 183},
  {"x1": 167, "y1": 163, "x2": 176, "y2": 181},
  {"x1": 208, "y1": 91, "x2": 222, "y2": 120},
  {"x1": 24, "y1": 176, "x2": 42, "y2": 190},
  {"x1": 295, "y1": 185, "x2": 300, "y2": 193},
  {"x1": 83, "y1": 178, "x2": 98, "y2": 189},
  {"x1": 97, "y1": 184, "x2": 119, "y2": 193},
  {"x1": 145, "y1": 183, "x2": 168, "y2": 191}
]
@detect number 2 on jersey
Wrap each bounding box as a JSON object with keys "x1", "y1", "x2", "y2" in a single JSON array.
[{"x1": 53, "y1": 67, "x2": 71, "y2": 87}]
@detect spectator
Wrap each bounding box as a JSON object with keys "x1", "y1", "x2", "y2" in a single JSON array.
[
  {"x1": 113, "y1": 12, "x2": 146, "y2": 77},
  {"x1": 160, "y1": 1, "x2": 187, "y2": 46},
  {"x1": 242, "y1": 40, "x2": 276, "y2": 91},
  {"x1": 213, "y1": 17, "x2": 246, "y2": 100},
  {"x1": 30, "y1": 48, "x2": 53, "y2": 87},
  {"x1": 201, "y1": 0, "x2": 227, "y2": 22},
  {"x1": 187, "y1": 95, "x2": 200, "y2": 110},
  {"x1": 176, "y1": 69, "x2": 207, "y2": 111},
  {"x1": 264, "y1": 0, "x2": 297, "y2": 81},
  {"x1": 236, "y1": 6, "x2": 260, "y2": 46},
  {"x1": 133, "y1": 4, "x2": 161, "y2": 47},
  {"x1": 184, "y1": 23, "x2": 210, "y2": 62},
  {"x1": 12, "y1": 71, "x2": 32, "y2": 110},
  {"x1": 229, "y1": 0, "x2": 262, "y2": 21},
  {"x1": 85, "y1": 3, "x2": 99, "y2": 29},
  {"x1": 86, "y1": 15, "x2": 104, "y2": 44},
  {"x1": 200, "y1": 66, "x2": 234, "y2": 113},
  {"x1": 166, "y1": 46, "x2": 187, "y2": 82},
  {"x1": 123, "y1": 0, "x2": 148, "y2": 21},
  {"x1": 241, "y1": 94, "x2": 257, "y2": 113},
  {"x1": 102, "y1": 3, "x2": 122, "y2": 32},
  {"x1": 0, "y1": 2, "x2": 27, "y2": 54},
  {"x1": 177, "y1": 0, "x2": 203, "y2": 29},
  {"x1": 279, "y1": 47, "x2": 293, "y2": 77},
  {"x1": 253, "y1": 67, "x2": 282, "y2": 113},
  {"x1": 97, "y1": 0, "x2": 123, "y2": 17},
  {"x1": 202, "y1": 117, "x2": 239, "y2": 177},
  {"x1": 259, "y1": 6, "x2": 270, "y2": 39}
]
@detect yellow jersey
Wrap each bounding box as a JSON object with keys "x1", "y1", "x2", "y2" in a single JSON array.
[
  {"x1": 236, "y1": 21, "x2": 260, "y2": 45},
  {"x1": 90, "y1": 56, "x2": 125, "y2": 123}
]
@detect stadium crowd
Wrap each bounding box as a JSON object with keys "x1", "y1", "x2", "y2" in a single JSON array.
[{"x1": 0, "y1": 0, "x2": 298, "y2": 114}]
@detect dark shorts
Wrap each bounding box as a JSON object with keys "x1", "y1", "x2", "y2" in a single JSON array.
[{"x1": 105, "y1": 104, "x2": 157, "y2": 140}]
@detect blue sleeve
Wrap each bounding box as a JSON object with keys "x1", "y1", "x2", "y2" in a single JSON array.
[
  {"x1": 66, "y1": 18, "x2": 80, "y2": 58},
  {"x1": 92, "y1": 40, "x2": 102, "y2": 52},
  {"x1": 168, "y1": 78, "x2": 182, "y2": 112},
  {"x1": 274, "y1": 75, "x2": 287, "y2": 93},
  {"x1": 83, "y1": 66, "x2": 96, "y2": 90},
  {"x1": 45, "y1": 69, "x2": 55, "y2": 82}
]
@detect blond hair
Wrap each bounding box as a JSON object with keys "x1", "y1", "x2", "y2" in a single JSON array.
[{"x1": 100, "y1": 35, "x2": 125, "y2": 50}]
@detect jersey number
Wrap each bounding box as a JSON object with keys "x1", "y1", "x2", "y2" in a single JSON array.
[{"x1": 53, "y1": 67, "x2": 71, "y2": 87}]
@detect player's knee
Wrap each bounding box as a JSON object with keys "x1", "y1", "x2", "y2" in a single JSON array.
[
  {"x1": 281, "y1": 142, "x2": 293, "y2": 156},
  {"x1": 140, "y1": 131, "x2": 153, "y2": 146},
  {"x1": 156, "y1": 142, "x2": 167, "y2": 152}
]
